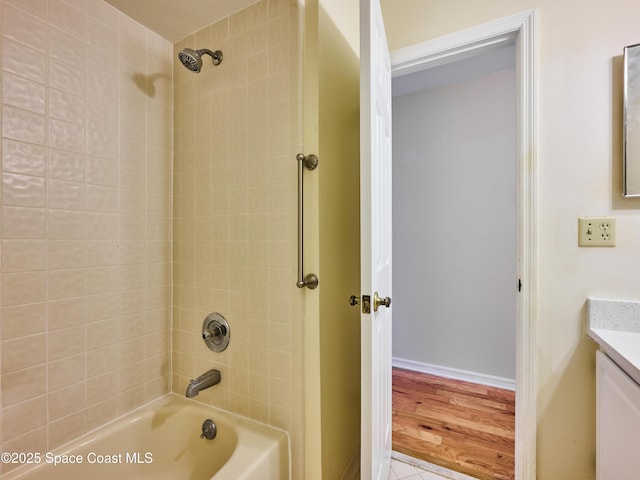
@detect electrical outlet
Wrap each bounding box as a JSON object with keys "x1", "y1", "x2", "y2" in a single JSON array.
[{"x1": 578, "y1": 217, "x2": 616, "y2": 247}]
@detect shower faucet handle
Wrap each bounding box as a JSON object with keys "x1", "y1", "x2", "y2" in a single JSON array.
[
  {"x1": 202, "y1": 324, "x2": 226, "y2": 340},
  {"x1": 202, "y1": 313, "x2": 230, "y2": 352}
]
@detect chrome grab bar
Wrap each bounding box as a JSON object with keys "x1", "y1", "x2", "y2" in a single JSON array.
[{"x1": 296, "y1": 153, "x2": 319, "y2": 289}]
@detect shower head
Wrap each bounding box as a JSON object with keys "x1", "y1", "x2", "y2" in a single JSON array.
[{"x1": 178, "y1": 48, "x2": 223, "y2": 73}]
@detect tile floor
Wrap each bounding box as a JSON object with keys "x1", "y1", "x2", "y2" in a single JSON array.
[
  {"x1": 388, "y1": 454, "x2": 481, "y2": 480},
  {"x1": 388, "y1": 459, "x2": 453, "y2": 480}
]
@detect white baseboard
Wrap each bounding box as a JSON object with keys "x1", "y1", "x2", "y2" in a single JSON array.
[{"x1": 392, "y1": 357, "x2": 516, "y2": 391}]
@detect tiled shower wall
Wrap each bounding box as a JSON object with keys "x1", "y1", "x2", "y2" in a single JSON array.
[
  {"x1": 0, "y1": 0, "x2": 173, "y2": 472},
  {"x1": 172, "y1": 0, "x2": 304, "y2": 476}
]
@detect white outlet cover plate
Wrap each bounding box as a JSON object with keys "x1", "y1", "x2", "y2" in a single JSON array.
[{"x1": 578, "y1": 217, "x2": 616, "y2": 247}]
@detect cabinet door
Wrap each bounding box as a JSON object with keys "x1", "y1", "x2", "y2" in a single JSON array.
[{"x1": 597, "y1": 351, "x2": 640, "y2": 480}]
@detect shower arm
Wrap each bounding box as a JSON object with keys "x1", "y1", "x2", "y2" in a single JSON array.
[
  {"x1": 296, "y1": 153, "x2": 319, "y2": 289},
  {"x1": 199, "y1": 49, "x2": 223, "y2": 65}
]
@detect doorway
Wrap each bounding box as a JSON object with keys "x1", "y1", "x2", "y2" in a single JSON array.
[
  {"x1": 391, "y1": 41, "x2": 517, "y2": 480},
  {"x1": 392, "y1": 43, "x2": 517, "y2": 387},
  {"x1": 386, "y1": 10, "x2": 537, "y2": 480}
]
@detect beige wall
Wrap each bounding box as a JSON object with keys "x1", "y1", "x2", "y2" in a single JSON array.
[
  {"x1": 381, "y1": 1, "x2": 640, "y2": 479},
  {"x1": 303, "y1": 1, "x2": 361, "y2": 478},
  {"x1": 0, "y1": 0, "x2": 173, "y2": 474},
  {"x1": 317, "y1": 3, "x2": 361, "y2": 477},
  {"x1": 171, "y1": 1, "x2": 305, "y2": 478}
]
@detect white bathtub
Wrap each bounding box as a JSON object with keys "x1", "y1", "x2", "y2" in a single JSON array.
[{"x1": 2, "y1": 394, "x2": 289, "y2": 480}]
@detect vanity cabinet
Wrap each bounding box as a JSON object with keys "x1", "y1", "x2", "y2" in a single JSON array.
[{"x1": 596, "y1": 350, "x2": 640, "y2": 480}]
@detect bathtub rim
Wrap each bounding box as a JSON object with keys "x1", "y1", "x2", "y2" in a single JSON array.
[{"x1": 1, "y1": 392, "x2": 291, "y2": 480}]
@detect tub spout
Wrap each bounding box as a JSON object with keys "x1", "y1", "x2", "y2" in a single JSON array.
[{"x1": 186, "y1": 369, "x2": 221, "y2": 398}]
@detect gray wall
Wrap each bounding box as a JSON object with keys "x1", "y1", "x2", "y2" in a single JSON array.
[{"x1": 392, "y1": 61, "x2": 517, "y2": 381}]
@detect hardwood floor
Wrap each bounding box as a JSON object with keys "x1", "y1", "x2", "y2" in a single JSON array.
[{"x1": 392, "y1": 368, "x2": 515, "y2": 480}]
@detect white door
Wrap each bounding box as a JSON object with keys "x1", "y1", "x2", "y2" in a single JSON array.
[{"x1": 360, "y1": 0, "x2": 393, "y2": 478}]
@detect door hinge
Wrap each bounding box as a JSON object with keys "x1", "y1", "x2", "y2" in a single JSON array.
[{"x1": 518, "y1": 278, "x2": 522, "y2": 292}]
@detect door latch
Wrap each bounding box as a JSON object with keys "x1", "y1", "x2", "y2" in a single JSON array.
[
  {"x1": 348, "y1": 295, "x2": 371, "y2": 314},
  {"x1": 361, "y1": 295, "x2": 371, "y2": 314}
]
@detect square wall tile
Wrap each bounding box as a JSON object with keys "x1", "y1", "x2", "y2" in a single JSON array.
[{"x1": 0, "y1": 4, "x2": 172, "y2": 457}]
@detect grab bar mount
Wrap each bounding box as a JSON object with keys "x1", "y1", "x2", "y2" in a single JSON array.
[{"x1": 297, "y1": 153, "x2": 318, "y2": 171}]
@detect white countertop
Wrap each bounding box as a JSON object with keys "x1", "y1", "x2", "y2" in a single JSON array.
[{"x1": 587, "y1": 298, "x2": 640, "y2": 386}]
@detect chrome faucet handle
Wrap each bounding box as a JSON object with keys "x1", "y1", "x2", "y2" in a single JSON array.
[
  {"x1": 202, "y1": 324, "x2": 226, "y2": 340},
  {"x1": 202, "y1": 313, "x2": 230, "y2": 352}
]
